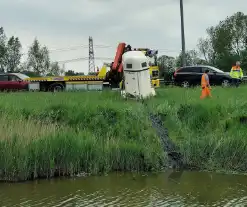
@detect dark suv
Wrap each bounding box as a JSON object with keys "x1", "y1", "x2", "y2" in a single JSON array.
[{"x1": 173, "y1": 65, "x2": 232, "y2": 87}]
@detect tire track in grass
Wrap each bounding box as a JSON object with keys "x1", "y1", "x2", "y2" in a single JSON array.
[
  {"x1": 149, "y1": 113, "x2": 183, "y2": 169},
  {"x1": 141, "y1": 100, "x2": 183, "y2": 169}
]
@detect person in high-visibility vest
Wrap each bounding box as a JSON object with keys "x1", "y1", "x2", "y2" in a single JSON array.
[
  {"x1": 230, "y1": 61, "x2": 243, "y2": 87},
  {"x1": 200, "y1": 69, "x2": 212, "y2": 99}
]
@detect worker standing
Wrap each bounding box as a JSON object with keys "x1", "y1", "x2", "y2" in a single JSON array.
[
  {"x1": 200, "y1": 69, "x2": 212, "y2": 99},
  {"x1": 230, "y1": 61, "x2": 243, "y2": 87}
]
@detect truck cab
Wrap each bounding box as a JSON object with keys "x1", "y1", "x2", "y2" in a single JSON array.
[{"x1": 146, "y1": 55, "x2": 160, "y2": 87}]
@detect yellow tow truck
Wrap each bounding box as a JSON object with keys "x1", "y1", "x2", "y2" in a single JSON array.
[
  {"x1": 24, "y1": 66, "x2": 107, "y2": 92},
  {"x1": 24, "y1": 43, "x2": 160, "y2": 91}
]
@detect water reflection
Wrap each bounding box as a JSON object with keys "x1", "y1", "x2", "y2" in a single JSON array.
[
  {"x1": 167, "y1": 169, "x2": 184, "y2": 183},
  {"x1": 0, "y1": 171, "x2": 247, "y2": 206}
]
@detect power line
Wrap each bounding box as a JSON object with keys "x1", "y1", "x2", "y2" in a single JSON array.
[
  {"x1": 22, "y1": 43, "x2": 181, "y2": 65},
  {"x1": 56, "y1": 50, "x2": 183, "y2": 64},
  {"x1": 20, "y1": 38, "x2": 181, "y2": 54},
  {"x1": 57, "y1": 57, "x2": 113, "y2": 63},
  {"x1": 47, "y1": 44, "x2": 180, "y2": 53},
  {"x1": 49, "y1": 44, "x2": 112, "y2": 52},
  {"x1": 56, "y1": 47, "x2": 178, "y2": 52},
  {"x1": 21, "y1": 47, "x2": 180, "y2": 56},
  {"x1": 21, "y1": 44, "x2": 112, "y2": 55}
]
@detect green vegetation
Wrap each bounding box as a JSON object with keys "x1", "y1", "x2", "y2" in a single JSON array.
[
  {"x1": 0, "y1": 91, "x2": 166, "y2": 182},
  {"x1": 153, "y1": 86, "x2": 247, "y2": 172},
  {"x1": 1, "y1": 86, "x2": 247, "y2": 181}
]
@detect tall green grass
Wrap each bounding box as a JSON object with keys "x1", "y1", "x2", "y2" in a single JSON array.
[
  {"x1": 0, "y1": 92, "x2": 165, "y2": 181},
  {"x1": 149, "y1": 86, "x2": 247, "y2": 172},
  {"x1": 1, "y1": 86, "x2": 247, "y2": 181}
]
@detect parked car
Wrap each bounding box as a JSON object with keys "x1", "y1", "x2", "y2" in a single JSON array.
[
  {"x1": 0, "y1": 73, "x2": 30, "y2": 91},
  {"x1": 173, "y1": 65, "x2": 232, "y2": 88}
]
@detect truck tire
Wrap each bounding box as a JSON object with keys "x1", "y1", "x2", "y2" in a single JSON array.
[{"x1": 48, "y1": 83, "x2": 64, "y2": 92}]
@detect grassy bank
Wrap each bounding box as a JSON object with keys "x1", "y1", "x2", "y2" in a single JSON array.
[
  {"x1": 150, "y1": 86, "x2": 247, "y2": 172},
  {"x1": 0, "y1": 86, "x2": 247, "y2": 181},
  {"x1": 0, "y1": 92, "x2": 166, "y2": 181}
]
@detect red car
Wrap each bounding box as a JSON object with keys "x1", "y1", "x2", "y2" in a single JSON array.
[{"x1": 0, "y1": 73, "x2": 30, "y2": 91}]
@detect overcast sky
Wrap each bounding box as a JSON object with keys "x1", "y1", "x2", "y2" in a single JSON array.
[{"x1": 0, "y1": 0, "x2": 246, "y2": 73}]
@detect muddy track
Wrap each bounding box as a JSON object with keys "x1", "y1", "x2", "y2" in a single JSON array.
[
  {"x1": 149, "y1": 113, "x2": 184, "y2": 169},
  {"x1": 140, "y1": 100, "x2": 183, "y2": 169}
]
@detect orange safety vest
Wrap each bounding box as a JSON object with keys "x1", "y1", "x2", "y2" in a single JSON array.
[{"x1": 201, "y1": 73, "x2": 209, "y2": 87}]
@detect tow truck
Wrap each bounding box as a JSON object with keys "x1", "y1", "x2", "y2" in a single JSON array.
[
  {"x1": 0, "y1": 43, "x2": 160, "y2": 92},
  {"x1": 104, "y1": 43, "x2": 160, "y2": 88}
]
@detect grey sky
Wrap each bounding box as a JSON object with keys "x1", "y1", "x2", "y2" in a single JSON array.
[{"x1": 1, "y1": 0, "x2": 246, "y2": 73}]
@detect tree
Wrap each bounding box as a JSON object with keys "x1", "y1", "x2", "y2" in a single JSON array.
[
  {"x1": 4, "y1": 36, "x2": 22, "y2": 72},
  {"x1": 65, "y1": 70, "x2": 76, "y2": 76},
  {"x1": 157, "y1": 51, "x2": 207, "y2": 81},
  {"x1": 18, "y1": 62, "x2": 27, "y2": 72},
  {"x1": 197, "y1": 12, "x2": 247, "y2": 71},
  {"x1": 158, "y1": 55, "x2": 176, "y2": 72},
  {"x1": 46, "y1": 62, "x2": 63, "y2": 76},
  {"x1": 197, "y1": 37, "x2": 213, "y2": 63},
  {"x1": 0, "y1": 27, "x2": 7, "y2": 72},
  {"x1": 64, "y1": 70, "x2": 84, "y2": 76},
  {"x1": 157, "y1": 55, "x2": 176, "y2": 81},
  {"x1": 27, "y1": 38, "x2": 50, "y2": 75},
  {"x1": 226, "y1": 12, "x2": 247, "y2": 55},
  {"x1": 175, "y1": 49, "x2": 206, "y2": 67},
  {"x1": 21, "y1": 71, "x2": 42, "y2": 77}
]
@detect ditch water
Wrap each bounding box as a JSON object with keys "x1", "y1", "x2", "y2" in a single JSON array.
[{"x1": 1, "y1": 171, "x2": 247, "y2": 206}]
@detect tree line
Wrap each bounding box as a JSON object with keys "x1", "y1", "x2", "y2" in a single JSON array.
[
  {"x1": 0, "y1": 27, "x2": 83, "y2": 77},
  {"x1": 158, "y1": 11, "x2": 247, "y2": 80}
]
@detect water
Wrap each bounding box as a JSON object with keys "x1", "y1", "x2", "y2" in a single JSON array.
[{"x1": 1, "y1": 171, "x2": 247, "y2": 206}]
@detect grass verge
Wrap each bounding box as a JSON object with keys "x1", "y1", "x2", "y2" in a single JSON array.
[
  {"x1": 0, "y1": 92, "x2": 165, "y2": 181},
  {"x1": 149, "y1": 86, "x2": 247, "y2": 172},
  {"x1": 1, "y1": 85, "x2": 247, "y2": 181}
]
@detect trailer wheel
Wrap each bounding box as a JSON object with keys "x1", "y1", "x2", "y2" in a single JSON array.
[{"x1": 49, "y1": 83, "x2": 64, "y2": 92}]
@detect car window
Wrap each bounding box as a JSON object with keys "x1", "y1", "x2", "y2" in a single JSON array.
[
  {"x1": 126, "y1": 63, "x2": 132, "y2": 69},
  {"x1": 180, "y1": 67, "x2": 202, "y2": 73},
  {"x1": 178, "y1": 68, "x2": 189, "y2": 72},
  {"x1": 0, "y1": 75, "x2": 8, "y2": 81},
  {"x1": 141, "y1": 62, "x2": 147, "y2": 68},
  {"x1": 207, "y1": 66, "x2": 224, "y2": 73},
  {"x1": 16, "y1": 73, "x2": 30, "y2": 79},
  {"x1": 8, "y1": 75, "x2": 21, "y2": 81},
  {"x1": 202, "y1": 67, "x2": 215, "y2": 73}
]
